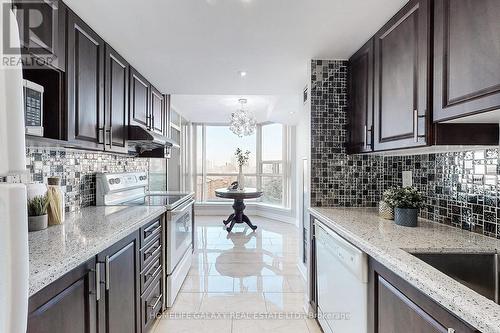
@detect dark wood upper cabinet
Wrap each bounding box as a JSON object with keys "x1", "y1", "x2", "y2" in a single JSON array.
[
  {"x1": 104, "y1": 45, "x2": 129, "y2": 153},
  {"x1": 433, "y1": 0, "x2": 500, "y2": 122},
  {"x1": 27, "y1": 258, "x2": 97, "y2": 333},
  {"x1": 12, "y1": 0, "x2": 66, "y2": 71},
  {"x1": 369, "y1": 258, "x2": 479, "y2": 333},
  {"x1": 129, "y1": 67, "x2": 150, "y2": 129},
  {"x1": 373, "y1": 0, "x2": 430, "y2": 151},
  {"x1": 66, "y1": 10, "x2": 105, "y2": 150},
  {"x1": 97, "y1": 232, "x2": 141, "y2": 333},
  {"x1": 151, "y1": 85, "x2": 165, "y2": 135},
  {"x1": 348, "y1": 39, "x2": 374, "y2": 154}
]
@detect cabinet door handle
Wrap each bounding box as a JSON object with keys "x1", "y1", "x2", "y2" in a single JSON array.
[
  {"x1": 105, "y1": 255, "x2": 110, "y2": 290},
  {"x1": 145, "y1": 245, "x2": 161, "y2": 260},
  {"x1": 148, "y1": 294, "x2": 162, "y2": 310},
  {"x1": 94, "y1": 263, "x2": 101, "y2": 301},
  {"x1": 413, "y1": 109, "x2": 426, "y2": 143},
  {"x1": 106, "y1": 128, "x2": 112, "y2": 147},
  {"x1": 363, "y1": 125, "x2": 368, "y2": 149},
  {"x1": 98, "y1": 127, "x2": 105, "y2": 145},
  {"x1": 363, "y1": 125, "x2": 372, "y2": 150},
  {"x1": 413, "y1": 109, "x2": 418, "y2": 142}
]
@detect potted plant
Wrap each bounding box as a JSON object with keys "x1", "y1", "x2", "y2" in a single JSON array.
[
  {"x1": 27, "y1": 194, "x2": 50, "y2": 232},
  {"x1": 235, "y1": 148, "x2": 250, "y2": 190},
  {"x1": 388, "y1": 187, "x2": 424, "y2": 227},
  {"x1": 379, "y1": 187, "x2": 397, "y2": 220}
]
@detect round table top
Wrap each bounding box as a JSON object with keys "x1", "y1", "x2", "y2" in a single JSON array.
[{"x1": 215, "y1": 188, "x2": 263, "y2": 199}]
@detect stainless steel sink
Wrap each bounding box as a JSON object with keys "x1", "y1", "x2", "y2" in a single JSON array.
[{"x1": 410, "y1": 252, "x2": 499, "y2": 304}]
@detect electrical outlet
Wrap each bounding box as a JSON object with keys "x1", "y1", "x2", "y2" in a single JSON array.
[{"x1": 402, "y1": 171, "x2": 413, "y2": 187}]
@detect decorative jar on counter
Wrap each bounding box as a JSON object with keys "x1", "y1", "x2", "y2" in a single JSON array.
[{"x1": 47, "y1": 177, "x2": 65, "y2": 225}]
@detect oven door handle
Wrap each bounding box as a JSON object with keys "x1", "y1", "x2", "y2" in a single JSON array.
[{"x1": 171, "y1": 199, "x2": 195, "y2": 214}]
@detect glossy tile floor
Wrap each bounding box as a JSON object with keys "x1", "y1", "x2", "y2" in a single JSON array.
[{"x1": 153, "y1": 216, "x2": 320, "y2": 333}]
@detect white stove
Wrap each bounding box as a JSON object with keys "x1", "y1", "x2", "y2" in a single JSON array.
[{"x1": 96, "y1": 172, "x2": 195, "y2": 308}]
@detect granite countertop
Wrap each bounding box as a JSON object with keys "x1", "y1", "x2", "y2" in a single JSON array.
[
  {"x1": 29, "y1": 205, "x2": 166, "y2": 296},
  {"x1": 309, "y1": 207, "x2": 500, "y2": 333}
]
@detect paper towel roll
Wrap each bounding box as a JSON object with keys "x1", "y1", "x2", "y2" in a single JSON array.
[
  {"x1": 0, "y1": 5, "x2": 27, "y2": 176},
  {"x1": 0, "y1": 184, "x2": 29, "y2": 333}
]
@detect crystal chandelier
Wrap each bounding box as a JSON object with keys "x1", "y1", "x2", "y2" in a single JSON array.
[{"x1": 229, "y1": 98, "x2": 256, "y2": 137}]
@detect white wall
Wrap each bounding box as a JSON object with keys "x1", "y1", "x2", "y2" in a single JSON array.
[{"x1": 295, "y1": 63, "x2": 312, "y2": 283}]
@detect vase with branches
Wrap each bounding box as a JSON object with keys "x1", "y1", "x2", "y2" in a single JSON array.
[{"x1": 235, "y1": 148, "x2": 250, "y2": 190}]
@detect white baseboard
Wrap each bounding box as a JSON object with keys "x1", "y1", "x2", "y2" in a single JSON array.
[{"x1": 195, "y1": 202, "x2": 298, "y2": 225}]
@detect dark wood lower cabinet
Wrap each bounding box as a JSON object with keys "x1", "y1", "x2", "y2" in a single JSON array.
[
  {"x1": 27, "y1": 217, "x2": 164, "y2": 333},
  {"x1": 97, "y1": 231, "x2": 141, "y2": 333},
  {"x1": 27, "y1": 258, "x2": 97, "y2": 333},
  {"x1": 308, "y1": 216, "x2": 317, "y2": 311},
  {"x1": 369, "y1": 258, "x2": 479, "y2": 333},
  {"x1": 141, "y1": 276, "x2": 163, "y2": 332},
  {"x1": 139, "y1": 218, "x2": 164, "y2": 332}
]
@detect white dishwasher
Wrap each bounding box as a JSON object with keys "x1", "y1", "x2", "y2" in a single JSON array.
[{"x1": 316, "y1": 221, "x2": 368, "y2": 333}]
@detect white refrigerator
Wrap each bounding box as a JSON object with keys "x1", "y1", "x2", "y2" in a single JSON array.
[{"x1": 0, "y1": 1, "x2": 30, "y2": 333}]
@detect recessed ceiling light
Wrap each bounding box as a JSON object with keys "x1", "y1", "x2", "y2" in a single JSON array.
[
  {"x1": 238, "y1": 71, "x2": 247, "y2": 78},
  {"x1": 290, "y1": 111, "x2": 295, "y2": 115}
]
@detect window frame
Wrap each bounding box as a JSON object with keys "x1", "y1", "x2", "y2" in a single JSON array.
[{"x1": 192, "y1": 122, "x2": 290, "y2": 208}]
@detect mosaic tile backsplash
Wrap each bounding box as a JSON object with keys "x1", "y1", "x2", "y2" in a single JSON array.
[
  {"x1": 310, "y1": 59, "x2": 384, "y2": 208},
  {"x1": 384, "y1": 151, "x2": 500, "y2": 238},
  {"x1": 23, "y1": 147, "x2": 149, "y2": 212},
  {"x1": 310, "y1": 59, "x2": 500, "y2": 239}
]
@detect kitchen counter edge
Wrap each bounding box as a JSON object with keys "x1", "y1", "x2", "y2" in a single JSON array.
[
  {"x1": 28, "y1": 205, "x2": 167, "y2": 297},
  {"x1": 309, "y1": 207, "x2": 500, "y2": 333}
]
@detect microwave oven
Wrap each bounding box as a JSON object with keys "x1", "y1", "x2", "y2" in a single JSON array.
[{"x1": 23, "y1": 79, "x2": 44, "y2": 137}]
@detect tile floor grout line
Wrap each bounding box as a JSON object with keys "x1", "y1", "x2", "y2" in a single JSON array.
[{"x1": 156, "y1": 217, "x2": 314, "y2": 332}]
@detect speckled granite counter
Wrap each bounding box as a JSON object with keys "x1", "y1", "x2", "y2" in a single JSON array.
[
  {"x1": 29, "y1": 206, "x2": 166, "y2": 296},
  {"x1": 309, "y1": 207, "x2": 500, "y2": 333}
]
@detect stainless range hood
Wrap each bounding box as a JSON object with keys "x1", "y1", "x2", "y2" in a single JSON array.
[{"x1": 128, "y1": 125, "x2": 179, "y2": 156}]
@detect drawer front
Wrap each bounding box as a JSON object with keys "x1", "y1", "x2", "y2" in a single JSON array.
[
  {"x1": 141, "y1": 252, "x2": 162, "y2": 293},
  {"x1": 141, "y1": 234, "x2": 162, "y2": 269},
  {"x1": 141, "y1": 218, "x2": 161, "y2": 247},
  {"x1": 141, "y1": 276, "x2": 162, "y2": 331}
]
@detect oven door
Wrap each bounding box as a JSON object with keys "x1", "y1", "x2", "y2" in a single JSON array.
[{"x1": 166, "y1": 199, "x2": 194, "y2": 274}]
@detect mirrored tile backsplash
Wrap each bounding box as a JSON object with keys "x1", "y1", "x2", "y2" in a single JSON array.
[
  {"x1": 310, "y1": 59, "x2": 500, "y2": 239},
  {"x1": 23, "y1": 147, "x2": 149, "y2": 212},
  {"x1": 385, "y1": 151, "x2": 500, "y2": 238}
]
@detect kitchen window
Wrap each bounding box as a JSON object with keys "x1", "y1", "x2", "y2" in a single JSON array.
[{"x1": 193, "y1": 123, "x2": 290, "y2": 208}]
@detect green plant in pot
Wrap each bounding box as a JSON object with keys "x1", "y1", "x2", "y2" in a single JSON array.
[
  {"x1": 387, "y1": 187, "x2": 424, "y2": 227},
  {"x1": 27, "y1": 194, "x2": 50, "y2": 232}
]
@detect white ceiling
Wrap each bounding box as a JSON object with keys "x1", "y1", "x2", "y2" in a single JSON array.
[
  {"x1": 171, "y1": 94, "x2": 302, "y2": 124},
  {"x1": 63, "y1": 0, "x2": 407, "y2": 96}
]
